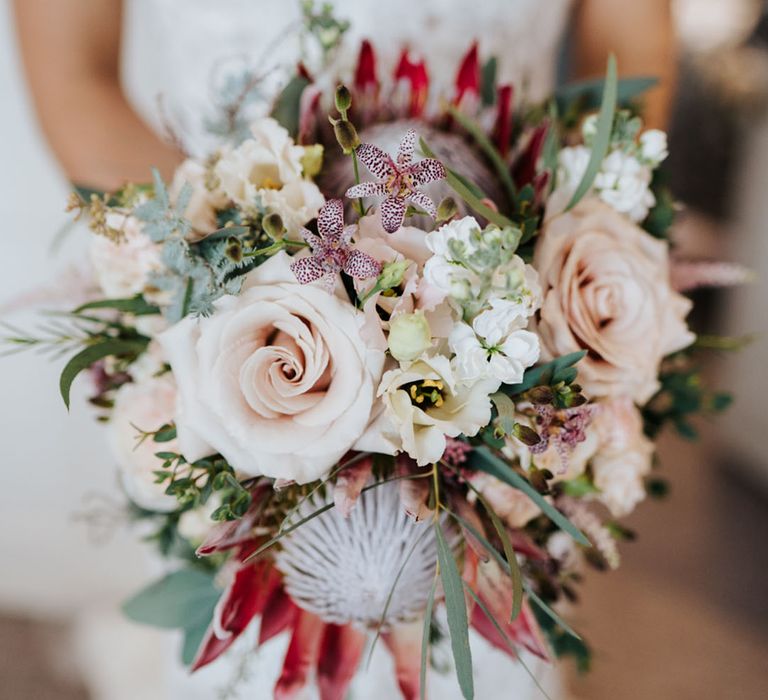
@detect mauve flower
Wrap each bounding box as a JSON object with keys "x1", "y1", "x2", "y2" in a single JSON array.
[
  {"x1": 290, "y1": 199, "x2": 380, "y2": 292},
  {"x1": 535, "y1": 199, "x2": 695, "y2": 403},
  {"x1": 346, "y1": 128, "x2": 446, "y2": 233}
]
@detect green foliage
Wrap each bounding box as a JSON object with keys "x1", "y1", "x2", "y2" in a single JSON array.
[
  {"x1": 420, "y1": 574, "x2": 439, "y2": 700},
  {"x1": 134, "y1": 169, "x2": 192, "y2": 243},
  {"x1": 301, "y1": 1, "x2": 350, "y2": 59},
  {"x1": 566, "y1": 55, "x2": 618, "y2": 210},
  {"x1": 435, "y1": 523, "x2": 474, "y2": 699},
  {"x1": 554, "y1": 75, "x2": 657, "y2": 114},
  {"x1": 480, "y1": 57, "x2": 498, "y2": 107},
  {"x1": 643, "y1": 366, "x2": 733, "y2": 440},
  {"x1": 534, "y1": 606, "x2": 592, "y2": 673},
  {"x1": 503, "y1": 351, "x2": 587, "y2": 396},
  {"x1": 60, "y1": 338, "x2": 147, "y2": 409},
  {"x1": 643, "y1": 176, "x2": 676, "y2": 239},
  {"x1": 420, "y1": 138, "x2": 515, "y2": 230},
  {"x1": 151, "y1": 443, "x2": 252, "y2": 521},
  {"x1": 74, "y1": 295, "x2": 160, "y2": 316},
  {"x1": 468, "y1": 447, "x2": 590, "y2": 546},
  {"x1": 271, "y1": 74, "x2": 312, "y2": 137},
  {"x1": 122, "y1": 568, "x2": 219, "y2": 665}
]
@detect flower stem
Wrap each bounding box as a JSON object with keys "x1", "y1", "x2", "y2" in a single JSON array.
[{"x1": 351, "y1": 150, "x2": 366, "y2": 216}]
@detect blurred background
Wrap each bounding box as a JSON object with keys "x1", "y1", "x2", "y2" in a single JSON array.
[{"x1": 0, "y1": 0, "x2": 767, "y2": 698}]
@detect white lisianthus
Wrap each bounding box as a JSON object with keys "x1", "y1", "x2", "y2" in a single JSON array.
[
  {"x1": 387, "y1": 312, "x2": 433, "y2": 361},
  {"x1": 215, "y1": 118, "x2": 305, "y2": 206},
  {"x1": 449, "y1": 303, "x2": 540, "y2": 385},
  {"x1": 109, "y1": 374, "x2": 178, "y2": 512},
  {"x1": 89, "y1": 214, "x2": 163, "y2": 299},
  {"x1": 639, "y1": 129, "x2": 669, "y2": 165},
  {"x1": 362, "y1": 355, "x2": 499, "y2": 466}
]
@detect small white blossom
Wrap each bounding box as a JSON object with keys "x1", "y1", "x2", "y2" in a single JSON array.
[
  {"x1": 595, "y1": 150, "x2": 656, "y2": 222},
  {"x1": 639, "y1": 129, "x2": 669, "y2": 165}
]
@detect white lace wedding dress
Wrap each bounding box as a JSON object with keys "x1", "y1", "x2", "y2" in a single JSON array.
[{"x1": 119, "y1": 1, "x2": 573, "y2": 698}]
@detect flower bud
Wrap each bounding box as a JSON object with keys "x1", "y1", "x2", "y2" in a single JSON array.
[
  {"x1": 334, "y1": 120, "x2": 361, "y2": 154},
  {"x1": 377, "y1": 259, "x2": 410, "y2": 290},
  {"x1": 527, "y1": 386, "x2": 554, "y2": 405},
  {"x1": 300, "y1": 144, "x2": 324, "y2": 179},
  {"x1": 512, "y1": 422, "x2": 541, "y2": 447},
  {"x1": 334, "y1": 84, "x2": 352, "y2": 115},
  {"x1": 436, "y1": 196, "x2": 458, "y2": 222},
  {"x1": 263, "y1": 212, "x2": 285, "y2": 240},
  {"x1": 388, "y1": 312, "x2": 432, "y2": 362}
]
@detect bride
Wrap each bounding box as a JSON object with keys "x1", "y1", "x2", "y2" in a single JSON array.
[{"x1": 12, "y1": 1, "x2": 676, "y2": 698}]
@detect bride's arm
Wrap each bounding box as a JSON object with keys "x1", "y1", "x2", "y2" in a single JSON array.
[
  {"x1": 573, "y1": 0, "x2": 676, "y2": 129},
  {"x1": 13, "y1": 0, "x2": 183, "y2": 191}
]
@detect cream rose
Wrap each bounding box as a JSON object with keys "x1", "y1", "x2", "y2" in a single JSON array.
[
  {"x1": 359, "y1": 355, "x2": 499, "y2": 466},
  {"x1": 89, "y1": 214, "x2": 162, "y2": 298},
  {"x1": 109, "y1": 374, "x2": 178, "y2": 512},
  {"x1": 591, "y1": 397, "x2": 654, "y2": 516},
  {"x1": 535, "y1": 199, "x2": 694, "y2": 403},
  {"x1": 158, "y1": 252, "x2": 384, "y2": 484}
]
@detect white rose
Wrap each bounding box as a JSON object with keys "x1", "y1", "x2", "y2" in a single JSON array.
[
  {"x1": 591, "y1": 397, "x2": 654, "y2": 516},
  {"x1": 259, "y1": 178, "x2": 325, "y2": 237},
  {"x1": 158, "y1": 252, "x2": 384, "y2": 484},
  {"x1": 109, "y1": 374, "x2": 178, "y2": 512},
  {"x1": 639, "y1": 129, "x2": 669, "y2": 165},
  {"x1": 170, "y1": 158, "x2": 228, "y2": 239},
  {"x1": 89, "y1": 214, "x2": 162, "y2": 298},
  {"x1": 360, "y1": 354, "x2": 498, "y2": 466},
  {"x1": 214, "y1": 118, "x2": 305, "y2": 207}
]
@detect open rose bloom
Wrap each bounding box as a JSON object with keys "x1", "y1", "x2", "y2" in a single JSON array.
[{"x1": 18, "y1": 37, "x2": 745, "y2": 700}]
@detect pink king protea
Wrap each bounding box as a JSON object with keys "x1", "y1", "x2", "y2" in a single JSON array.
[
  {"x1": 345, "y1": 128, "x2": 446, "y2": 233},
  {"x1": 290, "y1": 198, "x2": 381, "y2": 291}
]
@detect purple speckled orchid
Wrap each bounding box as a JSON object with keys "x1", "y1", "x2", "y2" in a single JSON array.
[
  {"x1": 289, "y1": 199, "x2": 381, "y2": 291},
  {"x1": 345, "y1": 128, "x2": 446, "y2": 233}
]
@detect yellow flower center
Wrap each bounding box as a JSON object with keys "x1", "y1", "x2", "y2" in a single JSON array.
[{"x1": 404, "y1": 379, "x2": 445, "y2": 409}]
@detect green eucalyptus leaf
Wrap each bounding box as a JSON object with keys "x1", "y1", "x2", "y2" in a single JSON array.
[
  {"x1": 435, "y1": 523, "x2": 474, "y2": 699},
  {"x1": 565, "y1": 55, "x2": 618, "y2": 211},
  {"x1": 74, "y1": 296, "x2": 160, "y2": 317},
  {"x1": 502, "y1": 351, "x2": 586, "y2": 395},
  {"x1": 60, "y1": 339, "x2": 146, "y2": 409},
  {"x1": 271, "y1": 74, "x2": 311, "y2": 137},
  {"x1": 555, "y1": 75, "x2": 657, "y2": 112},
  {"x1": 122, "y1": 568, "x2": 219, "y2": 630},
  {"x1": 468, "y1": 447, "x2": 590, "y2": 546}
]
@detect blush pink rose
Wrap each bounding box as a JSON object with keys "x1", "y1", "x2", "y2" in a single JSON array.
[
  {"x1": 158, "y1": 252, "x2": 384, "y2": 484},
  {"x1": 534, "y1": 199, "x2": 694, "y2": 403}
]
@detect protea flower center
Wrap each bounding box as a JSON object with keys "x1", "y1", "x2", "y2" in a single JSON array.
[{"x1": 275, "y1": 480, "x2": 447, "y2": 627}]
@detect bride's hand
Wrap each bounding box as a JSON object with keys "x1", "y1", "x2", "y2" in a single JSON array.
[{"x1": 13, "y1": 0, "x2": 183, "y2": 191}]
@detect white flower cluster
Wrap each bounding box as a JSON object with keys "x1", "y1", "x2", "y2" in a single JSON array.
[
  {"x1": 553, "y1": 116, "x2": 668, "y2": 223},
  {"x1": 423, "y1": 216, "x2": 541, "y2": 386}
]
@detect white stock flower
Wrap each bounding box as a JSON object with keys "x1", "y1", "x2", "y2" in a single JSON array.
[
  {"x1": 449, "y1": 301, "x2": 540, "y2": 385},
  {"x1": 639, "y1": 129, "x2": 669, "y2": 165},
  {"x1": 89, "y1": 214, "x2": 162, "y2": 298},
  {"x1": 595, "y1": 150, "x2": 656, "y2": 222},
  {"x1": 360, "y1": 355, "x2": 498, "y2": 466},
  {"x1": 109, "y1": 374, "x2": 178, "y2": 512}
]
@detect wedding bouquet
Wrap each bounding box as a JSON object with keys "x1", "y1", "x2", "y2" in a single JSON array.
[{"x1": 8, "y1": 25, "x2": 745, "y2": 700}]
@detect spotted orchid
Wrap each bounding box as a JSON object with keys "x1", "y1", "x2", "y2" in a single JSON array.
[
  {"x1": 289, "y1": 199, "x2": 381, "y2": 291},
  {"x1": 345, "y1": 128, "x2": 446, "y2": 233}
]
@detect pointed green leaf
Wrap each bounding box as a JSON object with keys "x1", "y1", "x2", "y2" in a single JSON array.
[
  {"x1": 435, "y1": 523, "x2": 474, "y2": 699},
  {"x1": 469, "y1": 447, "x2": 590, "y2": 546},
  {"x1": 565, "y1": 54, "x2": 618, "y2": 210},
  {"x1": 420, "y1": 573, "x2": 439, "y2": 700},
  {"x1": 60, "y1": 339, "x2": 146, "y2": 409}
]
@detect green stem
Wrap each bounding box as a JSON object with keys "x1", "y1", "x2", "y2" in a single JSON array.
[{"x1": 351, "y1": 150, "x2": 365, "y2": 216}]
